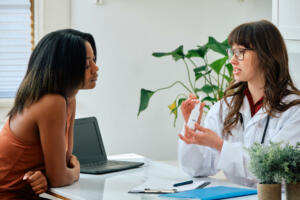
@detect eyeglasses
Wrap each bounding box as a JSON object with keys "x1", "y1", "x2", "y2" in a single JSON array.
[{"x1": 226, "y1": 48, "x2": 255, "y2": 61}]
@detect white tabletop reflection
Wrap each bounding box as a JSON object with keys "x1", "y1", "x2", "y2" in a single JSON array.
[{"x1": 51, "y1": 154, "x2": 284, "y2": 200}]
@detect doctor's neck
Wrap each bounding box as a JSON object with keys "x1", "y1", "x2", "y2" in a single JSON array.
[{"x1": 247, "y1": 79, "x2": 265, "y2": 104}]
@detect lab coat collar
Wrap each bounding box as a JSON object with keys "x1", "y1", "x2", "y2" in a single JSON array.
[
  {"x1": 239, "y1": 96, "x2": 268, "y2": 129},
  {"x1": 239, "y1": 96, "x2": 251, "y2": 120}
]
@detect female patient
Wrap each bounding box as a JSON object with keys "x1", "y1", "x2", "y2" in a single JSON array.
[
  {"x1": 178, "y1": 20, "x2": 300, "y2": 187},
  {"x1": 0, "y1": 29, "x2": 99, "y2": 198}
]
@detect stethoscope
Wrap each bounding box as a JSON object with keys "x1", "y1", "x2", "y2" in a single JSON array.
[{"x1": 239, "y1": 113, "x2": 270, "y2": 144}]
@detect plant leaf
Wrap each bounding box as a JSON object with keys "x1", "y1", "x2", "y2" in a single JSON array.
[
  {"x1": 152, "y1": 45, "x2": 185, "y2": 61},
  {"x1": 218, "y1": 90, "x2": 224, "y2": 100},
  {"x1": 196, "y1": 84, "x2": 218, "y2": 94},
  {"x1": 186, "y1": 45, "x2": 208, "y2": 58},
  {"x1": 221, "y1": 39, "x2": 230, "y2": 48},
  {"x1": 168, "y1": 98, "x2": 187, "y2": 127},
  {"x1": 168, "y1": 100, "x2": 178, "y2": 127},
  {"x1": 206, "y1": 36, "x2": 229, "y2": 56},
  {"x1": 194, "y1": 69, "x2": 212, "y2": 81},
  {"x1": 177, "y1": 98, "x2": 186, "y2": 107},
  {"x1": 193, "y1": 65, "x2": 207, "y2": 73},
  {"x1": 194, "y1": 65, "x2": 207, "y2": 81},
  {"x1": 222, "y1": 74, "x2": 231, "y2": 82},
  {"x1": 202, "y1": 96, "x2": 217, "y2": 103},
  {"x1": 168, "y1": 100, "x2": 177, "y2": 115},
  {"x1": 225, "y1": 63, "x2": 233, "y2": 75},
  {"x1": 209, "y1": 56, "x2": 228, "y2": 74},
  {"x1": 137, "y1": 89, "x2": 155, "y2": 116},
  {"x1": 245, "y1": 142, "x2": 297, "y2": 184}
]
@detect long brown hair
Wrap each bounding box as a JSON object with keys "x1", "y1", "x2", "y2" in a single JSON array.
[
  {"x1": 222, "y1": 20, "x2": 300, "y2": 136},
  {"x1": 8, "y1": 29, "x2": 97, "y2": 117}
]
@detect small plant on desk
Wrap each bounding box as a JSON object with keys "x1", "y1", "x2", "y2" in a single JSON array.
[{"x1": 246, "y1": 142, "x2": 300, "y2": 200}]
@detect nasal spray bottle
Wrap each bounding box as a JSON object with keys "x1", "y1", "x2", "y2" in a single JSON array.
[{"x1": 186, "y1": 99, "x2": 201, "y2": 130}]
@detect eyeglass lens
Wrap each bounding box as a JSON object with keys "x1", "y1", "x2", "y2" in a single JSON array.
[{"x1": 227, "y1": 48, "x2": 245, "y2": 61}]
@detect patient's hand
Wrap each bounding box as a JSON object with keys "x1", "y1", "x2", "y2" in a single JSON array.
[
  {"x1": 69, "y1": 155, "x2": 80, "y2": 182},
  {"x1": 23, "y1": 170, "x2": 48, "y2": 195}
]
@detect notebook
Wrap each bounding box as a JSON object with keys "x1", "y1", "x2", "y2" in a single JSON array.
[
  {"x1": 73, "y1": 117, "x2": 144, "y2": 174},
  {"x1": 160, "y1": 186, "x2": 257, "y2": 199}
]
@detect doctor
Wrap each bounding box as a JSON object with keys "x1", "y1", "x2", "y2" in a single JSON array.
[{"x1": 178, "y1": 20, "x2": 300, "y2": 187}]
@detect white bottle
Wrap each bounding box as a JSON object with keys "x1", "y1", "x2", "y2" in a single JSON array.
[{"x1": 187, "y1": 102, "x2": 201, "y2": 130}]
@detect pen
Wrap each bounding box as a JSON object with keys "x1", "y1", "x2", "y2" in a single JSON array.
[
  {"x1": 173, "y1": 180, "x2": 193, "y2": 187},
  {"x1": 128, "y1": 188, "x2": 177, "y2": 194},
  {"x1": 195, "y1": 181, "x2": 210, "y2": 189}
]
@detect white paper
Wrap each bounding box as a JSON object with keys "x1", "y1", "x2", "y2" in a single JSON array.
[{"x1": 129, "y1": 178, "x2": 206, "y2": 193}]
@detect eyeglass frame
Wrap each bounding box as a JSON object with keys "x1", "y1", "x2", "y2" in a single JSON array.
[{"x1": 226, "y1": 48, "x2": 255, "y2": 61}]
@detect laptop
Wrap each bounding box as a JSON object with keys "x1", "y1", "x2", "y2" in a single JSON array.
[{"x1": 73, "y1": 117, "x2": 144, "y2": 174}]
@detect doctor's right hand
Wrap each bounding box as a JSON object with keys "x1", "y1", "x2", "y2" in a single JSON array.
[
  {"x1": 181, "y1": 94, "x2": 205, "y2": 123},
  {"x1": 179, "y1": 124, "x2": 224, "y2": 152}
]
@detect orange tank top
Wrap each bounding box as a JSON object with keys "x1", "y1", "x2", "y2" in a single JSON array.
[
  {"x1": 0, "y1": 120, "x2": 44, "y2": 199},
  {"x1": 0, "y1": 106, "x2": 72, "y2": 199}
]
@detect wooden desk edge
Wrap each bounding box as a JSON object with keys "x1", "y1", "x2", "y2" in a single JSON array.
[{"x1": 46, "y1": 191, "x2": 71, "y2": 200}]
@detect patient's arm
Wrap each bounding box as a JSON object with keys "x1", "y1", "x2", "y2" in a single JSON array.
[
  {"x1": 66, "y1": 96, "x2": 76, "y2": 165},
  {"x1": 38, "y1": 94, "x2": 80, "y2": 187}
]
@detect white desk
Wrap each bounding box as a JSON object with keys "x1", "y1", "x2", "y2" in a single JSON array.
[{"x1": 50, "y1": 154, "x2": 284, "y2": 200}]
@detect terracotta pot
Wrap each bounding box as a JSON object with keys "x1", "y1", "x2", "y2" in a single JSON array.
[
  {"x1": 257, "y1": 183, "x2": 281, "y2": 200},
  {"x1": 286, "y1": 182, "x2": 300, "y2": 200}
]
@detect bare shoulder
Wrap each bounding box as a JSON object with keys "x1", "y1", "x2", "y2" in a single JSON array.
[
  {"x1": 8, "y1": 94, "x2": 67, "y2": 144},
  {"x1": 31, "y1": 94, "x2": 67, "y2": 119},
  {"x1": 38, "y1": 94, "x2": 66, "y2": 107}
]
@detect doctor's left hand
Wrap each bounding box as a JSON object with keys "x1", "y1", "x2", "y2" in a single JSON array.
[{"x1": 179, "y1": 123, "x2": 224, "y2": 152}]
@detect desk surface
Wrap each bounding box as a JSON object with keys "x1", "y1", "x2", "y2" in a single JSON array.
[{"x1": 51, "y1": 154, "x2": 285, "y2": 200}]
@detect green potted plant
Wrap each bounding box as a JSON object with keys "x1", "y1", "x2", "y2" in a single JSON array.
[
  {"x1": 280, "y1": 142, "x2": 300, "y2": 200},
  {"x1": 246, "y1": 142, "x2": 283, "y2": 200},
  {"x1": 247, "y1": 142, "x2": 300, "y2": 200},
  {"x1": 137, "y1": 37, "x2": 233, "y2": 126}
]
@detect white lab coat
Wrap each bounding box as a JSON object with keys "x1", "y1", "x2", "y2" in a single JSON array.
[{"x1": 178, "y1": 94, "x2": 300, "y2": 187}]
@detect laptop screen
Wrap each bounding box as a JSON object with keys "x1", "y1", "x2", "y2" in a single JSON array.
[{"x1": 73, "y1": 117, "x2": 107, "y2": 164}]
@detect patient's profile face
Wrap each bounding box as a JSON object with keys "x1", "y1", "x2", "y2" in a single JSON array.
[{"x1": 82, "y1": 41, "x2": 99, "y2": 89}]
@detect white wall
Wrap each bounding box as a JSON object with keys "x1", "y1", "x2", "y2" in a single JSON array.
[
  {"x1": 272, "y1": 0, "x2": 300, "y2": 88},
  {"x1": 0, "y1": 0, "x2": 272, "y2": 160},
  {"x1": 0, "y1": 0, "x2": 72, "y2": 127},
  {"x1": 70, "y1": 0, "x2": 272, "y2": 160}
]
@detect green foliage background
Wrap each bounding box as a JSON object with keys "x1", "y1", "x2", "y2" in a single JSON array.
[{"x1": 138, "y1": 37, "x2": 233, "y2": 126}]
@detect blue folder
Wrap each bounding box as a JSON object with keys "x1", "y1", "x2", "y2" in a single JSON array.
[{"x1": 160, "y1": 186, "x2": 257, "y2": 200}]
